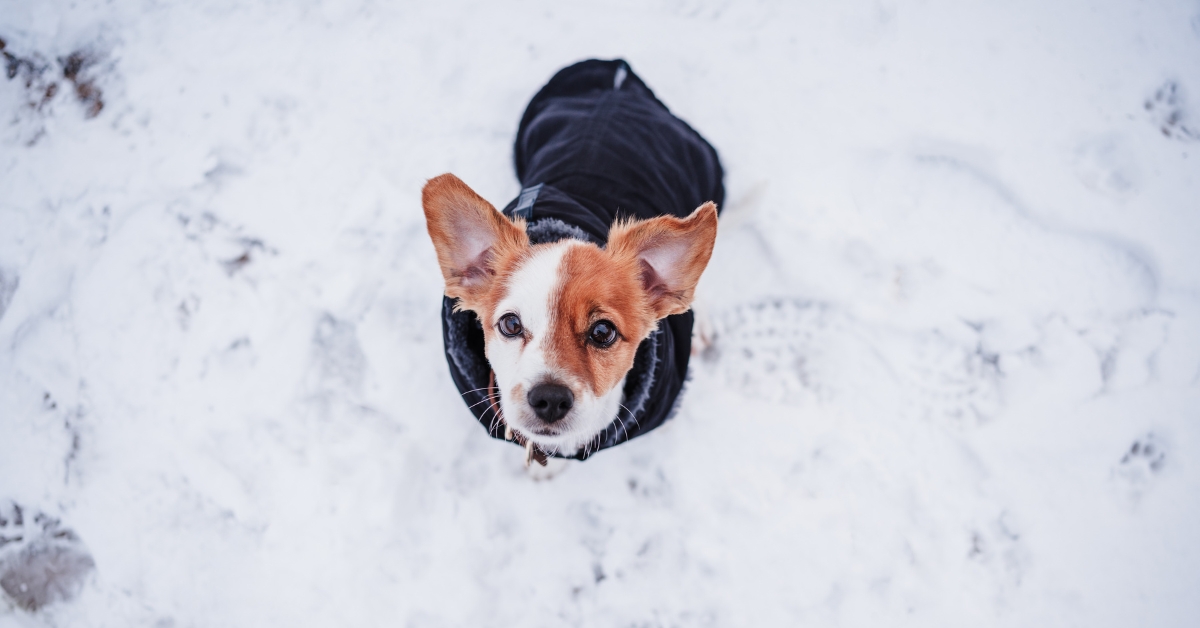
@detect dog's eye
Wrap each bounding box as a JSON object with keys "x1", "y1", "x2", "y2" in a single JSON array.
[
  {"x1": 498, "y1": 313, "x2": 524, "y2": 338},
  {"x1": 588, "y1": 320, "x2": 618, "y2": 347}
]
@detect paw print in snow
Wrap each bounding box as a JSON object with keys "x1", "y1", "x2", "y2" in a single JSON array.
[
  {"x1": 1120, "y1": 436, "x2": 1165, "y2": 471},
  {"x1": 1144, "y1": 81, "x2": 1198, "y2": 141},
  {"x1": 967, "y1": 513, "x2": 1026, "y2": 591},
  {"x1": 0, "y1": 502, "x2": 95, "y2": 612},
  {"x1": 1112, "y1": 433, "x2": 1166, "y2": 503}
]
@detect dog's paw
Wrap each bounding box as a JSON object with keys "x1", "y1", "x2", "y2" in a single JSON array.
[
  {"x1": 1112, "y1": 433, "x2": 1166, "y2": 504},
  {"x1": 525, "y1": 456, "x2": 571, "y2": 481},
  {"x1": 690, "y1": 303, "x2": 716, "y2": 360},
  {"x1": 0, "y1": 502, "x2": 95, "y2": 612}
]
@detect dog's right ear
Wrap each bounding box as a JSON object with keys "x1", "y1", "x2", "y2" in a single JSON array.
[
  {"x1": 422, "y1": 173, "x2": 529, "y2": 310},
  {"x1": 607, "y1": 202, "x2": 718, "y2": 320}
]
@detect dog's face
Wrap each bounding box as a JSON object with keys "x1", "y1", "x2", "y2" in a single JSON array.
[{"x1": 423, "y1": 174, "x2": 717, "y2": 455}]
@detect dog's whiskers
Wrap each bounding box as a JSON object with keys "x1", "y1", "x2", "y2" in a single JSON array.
[
  {"x1": 485, "y1": 405, "x2": 502, "y2": 435},
  {"x1": 608, "y1": 404, "x2": 637, "y2": 449},
  {"x1": 477, "y1": 400, "x2": 498, "y2": 432},
  {"x1": 588, "y1": 428, "x2": 604, "y2": 457},
  {"x1": 466, "y1": 396, "x2": 495, "y2": 411},
  {"x1": 617, "y1": 415, "x2": 631, "y2": 444},
  {"x1": 619, "y1": 403, "x2": 641, "y2": 432},
  {"x1": 486, "y1": 395, "x2": 505, "y2": 436}
]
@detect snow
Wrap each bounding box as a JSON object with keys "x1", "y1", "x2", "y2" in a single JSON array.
[{"x1": 1, "y1": 0, "x2": 1199, "y2": 625}]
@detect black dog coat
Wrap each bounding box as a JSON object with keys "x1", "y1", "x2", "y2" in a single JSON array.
[{"x1": 440, "y1": 58, "x2": 725, "y2": 459}]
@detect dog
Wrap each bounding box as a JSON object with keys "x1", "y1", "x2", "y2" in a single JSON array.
[{"x1": 423, "y1": 59, "x2": 724, "y2": 465}]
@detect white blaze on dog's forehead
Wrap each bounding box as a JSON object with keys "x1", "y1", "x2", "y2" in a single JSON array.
[
  {"x1": 488, "y1": 241, "x2": 571, "y2": 448},
  {"x1": 492, "y1": 240, "x2": 571, "y2": 335},
  {"x1": 488, "y1": 241, "x2": 571, "y2": 396}
]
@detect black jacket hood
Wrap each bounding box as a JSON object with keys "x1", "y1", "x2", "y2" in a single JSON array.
[{"x1": 439, "y1": 59, "x2": 724, "y2": 459}]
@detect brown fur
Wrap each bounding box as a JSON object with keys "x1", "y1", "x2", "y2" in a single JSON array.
[
  {"x1": 422, "y1": 173, "x2": 529, "y2": 313},
  {"x1": 607, "y1": 202, "x2": 719, "y2": 320},
  {"x1": 550, "y1": 243, "x2": 654, "y2": 396}
]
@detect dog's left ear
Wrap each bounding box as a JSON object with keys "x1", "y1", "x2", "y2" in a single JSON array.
[
  {"x1": 422, "y1": 173, "x2": 529, "y2": 310},
  {"x1": 608, "y1": 202, "x2": 718, "y2": 319}
]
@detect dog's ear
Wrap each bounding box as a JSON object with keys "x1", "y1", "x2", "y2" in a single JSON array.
[
  {"x1": 608, "y1": 202, "x2": 718, "y2": 320},
  {"x1": 422, "y1": 173, "x2": 528, "y2": 310}
]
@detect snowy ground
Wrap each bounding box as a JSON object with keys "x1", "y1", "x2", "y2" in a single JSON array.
[{"x1": 2, "y1": 0, "x2": 1199, "y2": 625}]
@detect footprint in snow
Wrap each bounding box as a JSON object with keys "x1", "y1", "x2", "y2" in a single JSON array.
[
  {"x1": 967, "y1": 512, "x2": 1027, "y2": 592},
  {"x1": 704, "y1": 299, "x2": 1001, "y2": 426},
  {"x1": 1144, "y1": 80, "x2": 1198, "y2": 142},
  {"x1": 0, "y1": 502, "x2": 94, "y2": 612},
  {"x1": 702, "y1": 299, "x2": 847, "y2": 404},
  {"x1": 1112, "y1": 433, "x2": 1166, "y2": 504},
  {"x1": 900, "y1": 329, "x2": 1003, "y2": 427}
]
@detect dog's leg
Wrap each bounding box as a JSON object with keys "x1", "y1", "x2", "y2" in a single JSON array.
[
  {"x1": 691, "y1": 295, "x2": 716, "y2": 358},
  {"x1": 525, "y1": 456, "x2": 570, "y2": 481}
]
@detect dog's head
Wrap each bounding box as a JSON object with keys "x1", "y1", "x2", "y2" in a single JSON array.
[{"x1": 423, "y1": 174, "x2": 717, "y2": 455}]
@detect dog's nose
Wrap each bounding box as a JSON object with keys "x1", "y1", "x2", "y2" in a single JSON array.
[{"x1": 527, "y1": 383, "x2": 574, "y2": 423}]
